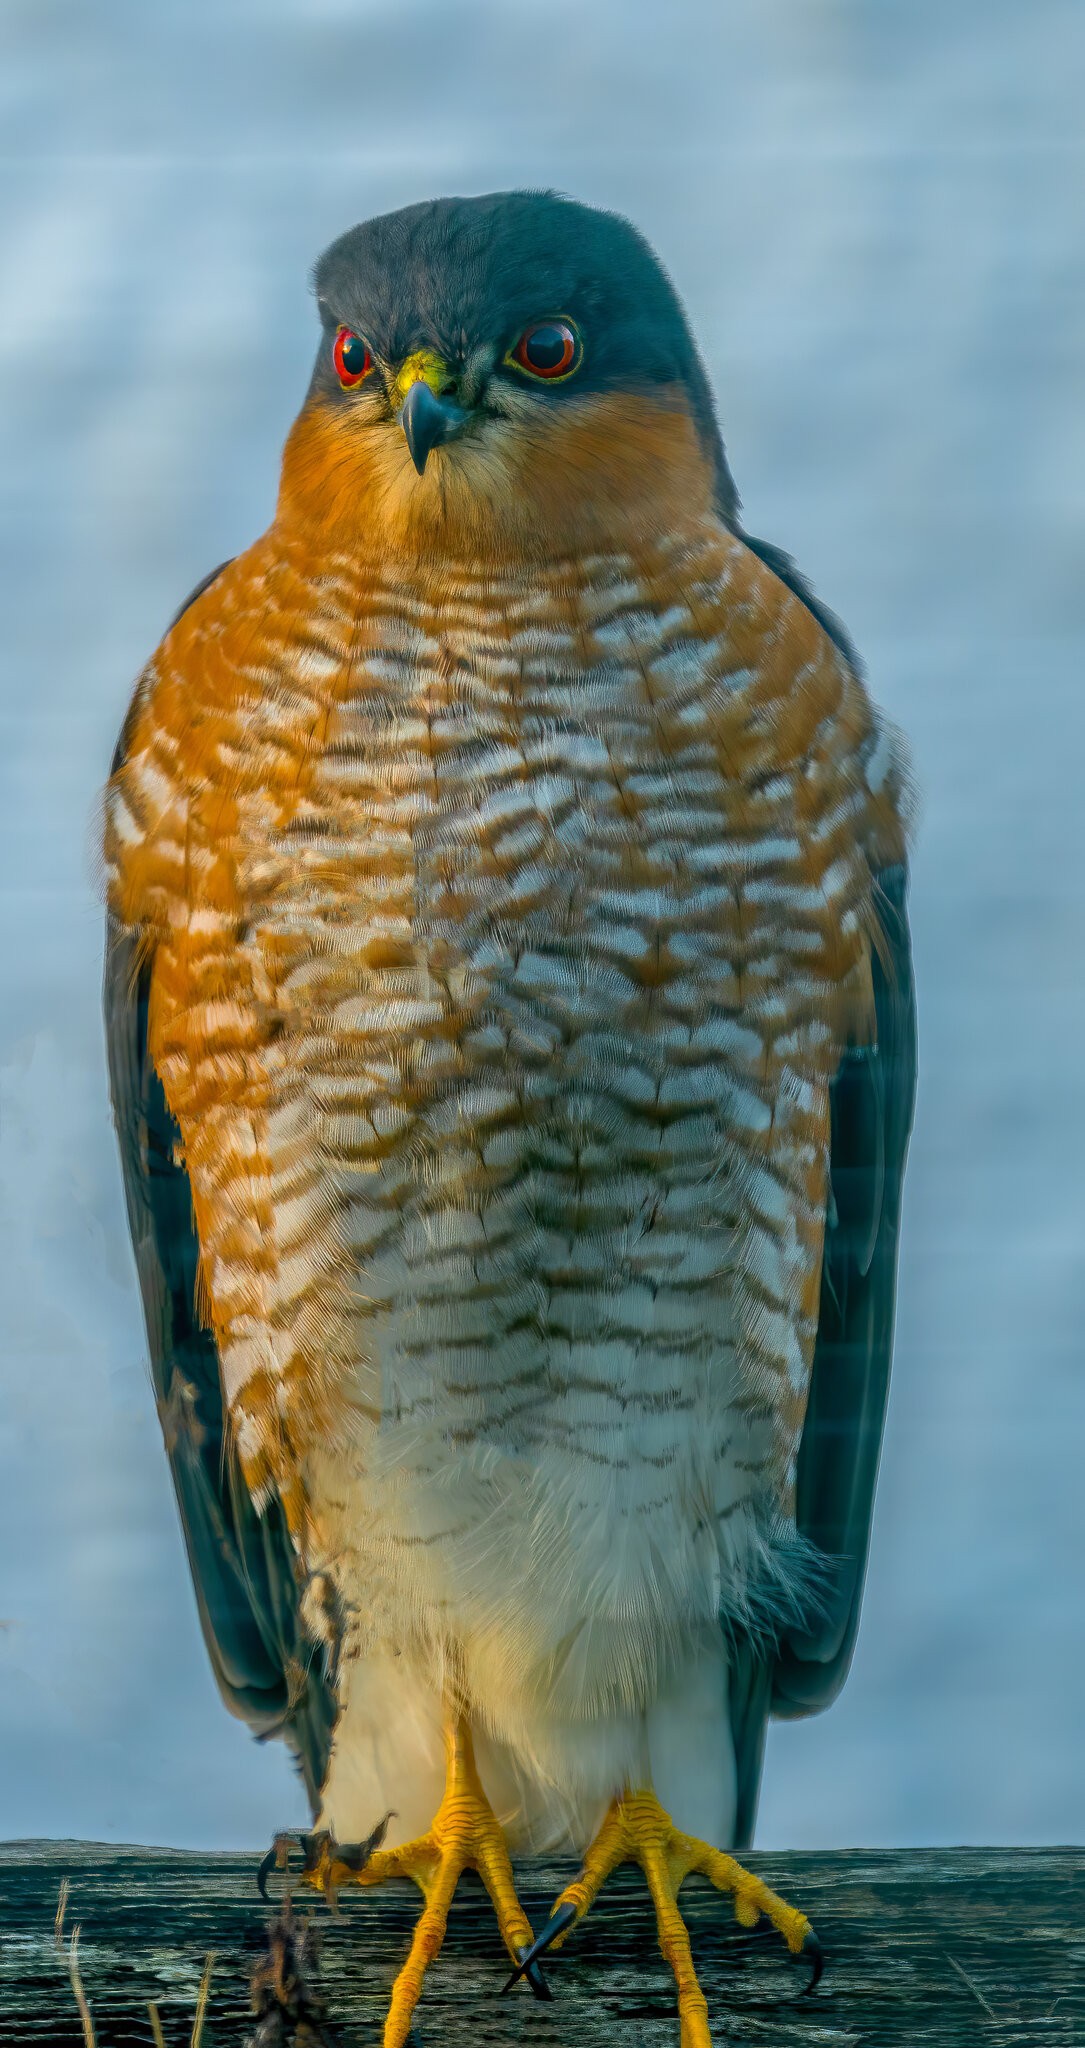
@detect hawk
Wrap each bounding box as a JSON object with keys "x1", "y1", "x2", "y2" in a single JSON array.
[{"x1": 105, "y1": 191, "x2": 916, "y2": 2046}]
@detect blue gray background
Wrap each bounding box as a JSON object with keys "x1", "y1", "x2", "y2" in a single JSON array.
[{"x1": 2, "y1": 0, "x2": 1082, "y2": 1849}]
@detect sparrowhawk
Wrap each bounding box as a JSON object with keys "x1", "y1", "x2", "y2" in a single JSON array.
[{"x1": 104, "y1": 190, "x2": 916, "y2": 2047}]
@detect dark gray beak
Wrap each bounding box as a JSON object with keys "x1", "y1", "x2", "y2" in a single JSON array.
[{"x1": 400, "y1": 381, "x2": 469, "y2": 475}]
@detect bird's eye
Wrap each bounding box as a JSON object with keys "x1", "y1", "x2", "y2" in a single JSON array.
[
  {"x1": 509, "y1": 318, "x2": 581, "y2": 381},
  {"x1": 333, "y1": 326, "x2": 374, "y2": 388}
]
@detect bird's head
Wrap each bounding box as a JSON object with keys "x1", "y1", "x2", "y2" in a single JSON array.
[{"x1": 277, "y1": 191, "x2": 738, "y2": 559}]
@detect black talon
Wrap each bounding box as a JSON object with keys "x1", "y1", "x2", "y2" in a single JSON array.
[
  {"x1": 336, "y1": 1810, "x2": 395, "y2": 1871},
  {"x1": 500, "y1": 1899, "x2": 578, "y2": 1993},
  {"x1": 257, "y1": 1830, "x2": 302, "y2": 1901},
  {"x1": 800, "y1": 1931, "x2": 825, "y2": 1994},
  {"x1": 514, "y1": 1945, "x2": 552, "y2": 2001},
  {"x1": 256, "y1": 1842, "x2": 279, "y2": 1901}
]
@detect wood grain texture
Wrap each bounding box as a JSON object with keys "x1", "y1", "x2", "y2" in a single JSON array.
[{"x1": 1, "y1": 1842, "x2": 1080, "y2": 2045}]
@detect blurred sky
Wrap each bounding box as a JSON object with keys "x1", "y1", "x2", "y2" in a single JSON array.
[{"x1": 1, "y1": 0, "x2": 1083, "y2": 1850}]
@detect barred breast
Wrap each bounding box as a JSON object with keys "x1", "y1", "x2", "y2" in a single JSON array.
[{"x1": 105, "y1": 511, "x2": 907, "y2": 1766}]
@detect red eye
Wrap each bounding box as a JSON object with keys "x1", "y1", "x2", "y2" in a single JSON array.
[
  {"x1": 511, "y1": 319, "x2": 580, "y2": 380},
  {"x1": 333, "y1": 326, "x2": 373, "y2": 387}
]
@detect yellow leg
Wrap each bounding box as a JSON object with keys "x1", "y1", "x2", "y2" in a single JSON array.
[
  {"x1": 294, "y1": 1716, "x2": 537, "y2": 2048},
  {"x1": 519, "y1": 1787, "x2": 820, "y2": 2048}
]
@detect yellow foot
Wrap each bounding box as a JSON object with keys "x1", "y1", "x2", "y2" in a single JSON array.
[
  {"x1": 261, "y1": 1718, "x2": 541, "y2": 2048},
  {"x1": 507, "y1": 1787, "x2": 822, "y2": 2048}
]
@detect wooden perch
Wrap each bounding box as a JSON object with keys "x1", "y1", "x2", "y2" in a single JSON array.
[{"x1": 1, "y1": 1840, "x2": 1081, "y2": 2044}]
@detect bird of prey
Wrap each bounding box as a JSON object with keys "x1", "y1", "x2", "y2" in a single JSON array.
[{"x1": 104, "y1": 190, "x2": 916, "y2": 2047}]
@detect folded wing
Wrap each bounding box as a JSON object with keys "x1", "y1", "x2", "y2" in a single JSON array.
[{"x1": 731, "y1": 863, "x2": 917, "y2": 1842}]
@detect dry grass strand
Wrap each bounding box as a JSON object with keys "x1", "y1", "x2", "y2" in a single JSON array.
[
  {"x1": 67, "y1": 1925, "x2": 96, "y2": 2048},
  {"x1": 191, "y1": 1950, "x2": 217, "y2": 2048},
  {"x1": 54, "y1": 1875, "x2": 70, "y2": 1950}
]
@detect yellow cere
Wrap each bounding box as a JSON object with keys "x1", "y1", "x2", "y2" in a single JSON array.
[{"x1": 394, "y1": 350, "x2": 454, "y2": 401}]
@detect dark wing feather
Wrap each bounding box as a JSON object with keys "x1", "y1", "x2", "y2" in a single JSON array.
[
  {"x1": 731, "y1": 862, "x2": 917, "y2": 1842},
  {"x1": 737, "y1": 529, "x2": 861, "y2": 672},
  {"x1": 104, "y1": 566, "x2": 335, "y2": 1812},
  {"x1": 165, "y1": 558, "x2": 235, "y2": 633},
  {"x1": 772, "y1": 861, "x2": 917, "y2": 1714}
]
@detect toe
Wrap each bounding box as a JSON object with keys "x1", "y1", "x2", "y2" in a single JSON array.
[
  {"x1": 383, "y1": 1881, "x2": 456, "y2": 2048},
  {"x1": 678, "y1": 1993, "x2": 713, "y2": 2048}
]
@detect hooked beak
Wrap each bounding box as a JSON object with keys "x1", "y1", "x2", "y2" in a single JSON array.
[{"x1": 399, "y1": 380, "x2": 469, "y2": 475}]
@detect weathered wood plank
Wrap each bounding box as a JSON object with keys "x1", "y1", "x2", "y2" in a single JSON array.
[{"x1": 0, "y1": 1842, "x2": 1081, "y2": 2045}]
